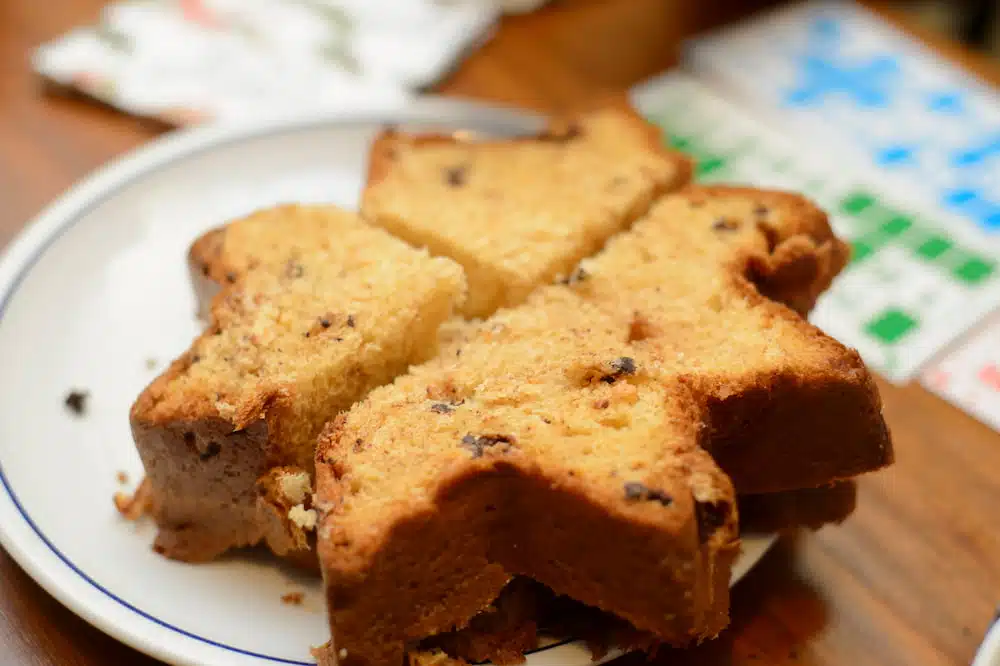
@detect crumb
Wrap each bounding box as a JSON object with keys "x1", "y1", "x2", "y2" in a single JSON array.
[
  {"x1": 281, "y1": 592, "x2": 304, "y2": 606},
  {"x1": 145, "y1": 358, "x2": 158, "y2": 370},
  {"x1": 64, "y1": 390, "x2": 89, "y2": 416},
  {"x1": 116, "y1": 471, "x2": 129, "y2": 484},
  {"x1": 288, "y1": 504, "x2": 318, "y2": 531},
  {"x1": 712, "y1": 217, "x2": 740, "y2": 232},
  {"x1": 542, "y1": 122, "x2": 582, "y2": 142},
  {"x1": 445, "y1": 165, "x2": 467, "y2": 187},
  {"x1": 114, "y1": 478, "x2": 152, "y2": 521}
]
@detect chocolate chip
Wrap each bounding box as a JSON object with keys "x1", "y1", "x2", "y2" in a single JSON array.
[
  {"x1": 353, "y1": 438, "x2": 365, "y2": 453},
  {"x1": 593, "y1": 398, "x2": 610, "y2": 409},
  {"x1": 225, "y1": 272, "x2": 237, "y2": 283},
  {"x1": 560, "y1": 266, "x2": 588, "y2": 285},
  {"x1": 753, "y1": 204, "x2": 770, "y2": 217},
  {"x1": 347, "y1": 315, "x2": 355, "y2": 328},
  {"x1": 623, "y1": 482, "x2": 645, "y2": 500},
  {"x1": 712, "y1": 217, "x2": 740, "y2": 232},
  {"x1": 201, "y1": 263, "x2": 210, "y2": 277},
  {"x1": 285, "y1": 261, "x2": 304, "y2": 279},
  {"x1": 320, "y1": 317, "x2": 332, "y2": 328},
  {"x1": 695, "y1": 500, "x2": 730, "y2": 543},
  {"x1": 461, "y1": 433, "x2": 515, "y2": 458},
  {"x1": 602, "y1": 356, "x2": 636, "y2": 383},
  {"x1": 64, "y1": 390, "x2": 89, "y2": 416},
  {"x1": 445, "y1": 165, "x2": 467, "y2": 187},
  {"x1": 190, "y1": 354, "x2": 201, "y2": 364},
  {"x1": 430, "y1": 402, "x2": 454, "y2": 414},
  {"x1": 611, "y1": 357, "x2": 635, "y2": 374},
  {"x1": 199, "y1": 441, "x2": 221, "y2": 460},
  {"x1": 623, "y1": 482, "x2": 672, "y2": 506}
]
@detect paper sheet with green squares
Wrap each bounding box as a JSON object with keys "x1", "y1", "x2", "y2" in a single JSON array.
[{"x1": 632, "y1": 72, "x2": 1000, "y2": 382}]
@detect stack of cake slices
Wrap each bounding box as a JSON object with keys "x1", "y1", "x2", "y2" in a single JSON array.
[{"x1": 129, "y1": 100, "x2": 893, "y2": 666}]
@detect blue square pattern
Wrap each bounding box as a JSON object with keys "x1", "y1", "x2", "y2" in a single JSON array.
[{"x1": 778, "y1": 15, "x2": 1000, "y2": 234}]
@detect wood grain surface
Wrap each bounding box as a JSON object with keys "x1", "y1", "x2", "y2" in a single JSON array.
[{"x1": 1, "y1": 1, "x2": 999, "y2": 664}]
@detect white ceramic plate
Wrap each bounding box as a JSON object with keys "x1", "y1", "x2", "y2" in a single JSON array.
[
  {"x1": 0, "y1": 98, "x2": 777, "y2": 666},
  {"x1": 974, "y1": 610, "x2": 1000, "y2": 666}
]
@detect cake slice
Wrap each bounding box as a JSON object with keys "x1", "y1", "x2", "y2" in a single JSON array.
[
  {"x1": 131, "y1": 205, "x2": 466, "y2": 562},
  {"x1": 361, "y1": 102, "x2": 692, "y2": 318},
  {"x1": 739, "y1": 481, "x2": 858, "y2": 533},
  {"x1": 406, "y1": 480, "x2": 858, "y2": 666},
  {"x1": 567, "y1": 185, "x2": 892, "y2": 493},
  {"x1": 315, "y1": 287, "x2": 739, "y2": 666},
  {"x1": 314, "y1": 186, "x2": 892, "y2": 666}
]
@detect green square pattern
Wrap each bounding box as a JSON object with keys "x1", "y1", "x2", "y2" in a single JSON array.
[
  {"x1": 866, "y1": 309, "x2": 918, "y2": 344},
  {"x1": 841, "y1": 191, "x2": 877, "y2": 216},
  {"x1": 850, "y1": 239, "x2": 874, "y2": 264},
  {"x1": 881, "y1": 216, "x2": 913, "y2": 236},
  {"x1": 916, "y1": 236, "x2": 953, "y2": 260},
  {"x1": 668, "y1": 134, "x2": 690, "y2": 150},
  {"x1": 954, "y1": 257, "x2": 996, "y2": 284},
  {"x1": 696, "y1": 156, "x2": 727, "y2": 177}
]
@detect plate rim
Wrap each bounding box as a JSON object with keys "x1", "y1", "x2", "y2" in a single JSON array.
[{"x1": 0, "y1": 97, "x2": 774, "y2": 666}]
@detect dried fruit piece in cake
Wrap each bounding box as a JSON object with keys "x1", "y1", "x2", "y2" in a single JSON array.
[
  {"x1": 361, "y1": 102, "x2": 692, "y2": 318},
  {"x1": 131, "y1": 205, "x2": 466, "y2": 562}
]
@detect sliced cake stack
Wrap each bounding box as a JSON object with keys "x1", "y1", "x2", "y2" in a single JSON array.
[{"x1": 128, "y1": 101, "x2": 893, "y2": 666}]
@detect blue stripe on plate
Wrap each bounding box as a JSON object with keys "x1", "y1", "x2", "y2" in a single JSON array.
[{"x1": 0, "y1": 148, "x2": 313, "y2": 663}]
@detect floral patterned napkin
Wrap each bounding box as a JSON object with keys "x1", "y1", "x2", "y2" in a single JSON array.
[{"x1": 33, "y1": 0, "x2": 544, "y2": 126}]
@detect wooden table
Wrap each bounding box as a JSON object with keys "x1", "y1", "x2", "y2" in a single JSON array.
[{"x1": 1, "y1": 1, "x2": 998, "y2": 664}]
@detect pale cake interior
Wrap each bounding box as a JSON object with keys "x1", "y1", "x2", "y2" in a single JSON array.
[{"x1": 362, "y1": 107, "x2": 691, "y2": 318}]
